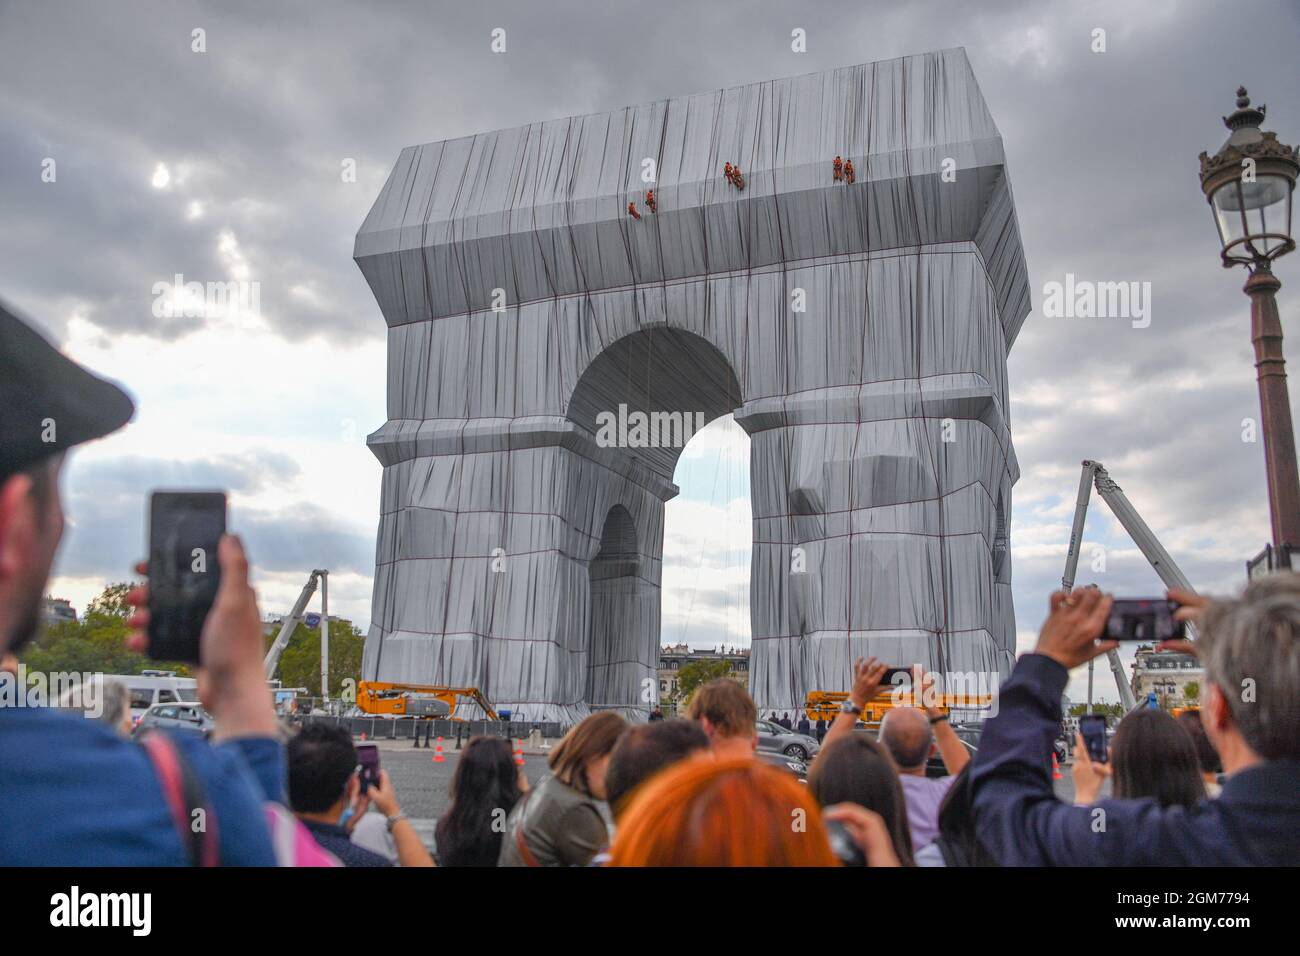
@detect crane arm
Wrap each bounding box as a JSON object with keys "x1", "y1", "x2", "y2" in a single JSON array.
[
  {"x1": 263, "y1": 570, "x2": 327, "y2": 679},
  {"x1": 1061, "y1": 461, "x2": 1201, "y2": 713},
  {"x1": 1088, "y1": 463, "x2": 1195, "y2": 594}
]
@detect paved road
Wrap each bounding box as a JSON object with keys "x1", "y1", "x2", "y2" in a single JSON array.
[
  {"x1": 381, "y1": 745, "x2": 549, "y2": 821},
  {"x1": 378, "y1": 739, "x2": 1095, "y2": 821}
]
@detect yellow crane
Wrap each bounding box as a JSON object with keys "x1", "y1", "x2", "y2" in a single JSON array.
[
  {"x1": 356, "y1": 682, "x2": 500, "y2": 721},
  {"x1": 803, "y1": 686, "x2": 994, "y2": 724}
]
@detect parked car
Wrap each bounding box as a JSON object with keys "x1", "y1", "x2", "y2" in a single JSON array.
[
  {"x1": 755, "y1": 718, "x2": 820, "y2": 761},
  {"x1": 756, "y1": 748, "x2": 809, "y2": 780},
  {"x1": 102, "y1": 672, "x2": 200, "y2": 723},
  {"x1": 924, "y1": 723, "x2": 982, "y2": 778},
  {"x1": 132, "y1": 701, "x2": 214, "y2": 738}
]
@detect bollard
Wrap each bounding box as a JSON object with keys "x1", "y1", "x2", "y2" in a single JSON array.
[
  {"x1": 432, "y1": 737, "x2": 446, "y2": 763},
  {"x1": 412, "y1": 720, "x2": 422, "y2": 747}
]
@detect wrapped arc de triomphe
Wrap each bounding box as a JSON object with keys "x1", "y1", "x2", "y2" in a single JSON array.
[{"x1": 353, "y1": 47, "x2": 1031, "y2": 724}]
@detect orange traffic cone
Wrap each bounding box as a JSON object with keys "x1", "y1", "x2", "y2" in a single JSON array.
[
  {"x1": 432, "y1": 736, "x2": 446, "y2": 763},
  {"x1": 514, "y1": 740, "x2": 525, "y2": 766},
  {"x1": 1052, "y1": 752, "x2": 1063, "y2": 780}
]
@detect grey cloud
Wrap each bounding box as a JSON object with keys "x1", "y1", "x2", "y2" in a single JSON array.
[
  {"x1": 6, "y1": 0, "x2": 1299, "y2": 648},
  {"x1": 51, "y1": 451, "x2": 372, "y2": 583},
  {"x1": 234, "y1": 506, "x2": 374, "y2": 576}
]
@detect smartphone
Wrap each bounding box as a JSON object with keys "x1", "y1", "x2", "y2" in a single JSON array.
[
  {"x1": 356, "y1": 743, "x2": 381, "y2": 793},
  {"x1": 1079, "y1": 713, "x2": 1109, "y2": 763},
  {"x1": 881, "y1": 666, "x2": 914, "y2": 690},
  {"x1": 147, "y1": 491, "x2": 226, "y2": 664},
  {"x1": 824, "y1": 818, "x2": 866, "y2": 867},
  {"x1": 1105, "y1": 598, "x2": 1185, "y2": 643}
]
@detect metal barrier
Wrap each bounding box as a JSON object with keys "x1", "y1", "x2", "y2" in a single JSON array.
[{"x1": 300, "y1": 715, "x2": 562, "y2": 742}]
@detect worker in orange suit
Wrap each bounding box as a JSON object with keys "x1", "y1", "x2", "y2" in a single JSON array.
[
  {"x1": 844, "y1": 158, "x2": 855, "y2": 184},
  {"x1": 723, "y1": 162, "x2": 735, "y2": 186},
  {"x1": 646, "y1": 189, "x2": 657, "y2": 213},
  {"x1": 731, "y1": 164, "x2": 745, "y2": 190},
  {"x1": 833, "y1": 156, "x2": 843, "y2": 181},
  {"x1": 627, "y1": 201, "x2": 641, "y2": 220}
]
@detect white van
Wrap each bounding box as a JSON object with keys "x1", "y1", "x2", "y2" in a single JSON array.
[{"x1": 108, "y1": 672, "x2": 200, "y2": 723}]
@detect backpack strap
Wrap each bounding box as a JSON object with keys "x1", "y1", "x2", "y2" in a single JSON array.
[{"x1": 140, "y1": 731, "x2": 220, "y2": 867}]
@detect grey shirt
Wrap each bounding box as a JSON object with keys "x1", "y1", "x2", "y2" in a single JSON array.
[{"x1": 498, "y1": 772, "x2": 610, "y2": 867}]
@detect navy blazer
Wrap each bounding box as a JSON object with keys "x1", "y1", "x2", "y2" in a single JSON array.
[{"x1": 970, "y1": 653, "x2": 1300, "y2": 866}]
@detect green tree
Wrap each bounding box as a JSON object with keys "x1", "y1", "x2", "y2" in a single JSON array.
[
  {"x1": 265, "y1": 618, "x2": 366, "y2": 698},
  {"x1": 86, "y1": 583, "x2": 133, "y2": 618},
  {"x1": 674, "y1": 659, "x2": 734, "y2": 706},
  {"x1": 19, "y1": 583, "x2": 193, "y2": 677},
  {"x1": 1182, "y1": 681, "x2": 1200, "y2": 705},
  {"x1": 1067, "y1": 701, "x2": 1124, "y2": 719}
]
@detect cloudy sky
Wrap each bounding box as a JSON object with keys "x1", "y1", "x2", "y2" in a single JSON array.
[{"x1": 3, "y1": 0, "x2": 1297, "y2": 703}]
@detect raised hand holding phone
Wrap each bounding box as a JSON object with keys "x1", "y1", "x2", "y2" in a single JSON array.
[
  {"x1": 1071, "y1": 730, "x2": 1112, "y2": 805},
  {"x1": 146, "y1": 491, "x2": 226, "y2": 664},
  {"x1": 127, "y1": 531, "x2": 278, "y2": 742},
  {"x1": 1035, "y1": 588, "x2": 1117, "y2": 670}
]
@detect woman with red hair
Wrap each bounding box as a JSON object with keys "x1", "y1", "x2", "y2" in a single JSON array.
[{"x1": 607, "y1": 756, "x2": 899, "y2": 867}]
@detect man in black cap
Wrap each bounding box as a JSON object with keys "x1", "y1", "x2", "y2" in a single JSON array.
[{"x1": 0, "y1": 300, "x2": 286, "y2": 865}]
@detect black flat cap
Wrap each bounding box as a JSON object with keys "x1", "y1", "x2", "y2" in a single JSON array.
[{"x1": 0, "y1": 299, "x2": 135, "y2": 481}]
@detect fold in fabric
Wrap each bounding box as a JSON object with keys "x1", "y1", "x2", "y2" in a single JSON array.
[{"x1": 355, "y1": 48, "x2": 1029, "y2": 723}]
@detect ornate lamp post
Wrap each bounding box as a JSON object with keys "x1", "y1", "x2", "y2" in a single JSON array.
[{"x1": 1200, "y1": 88, "x2": 1300, "y2": 570}]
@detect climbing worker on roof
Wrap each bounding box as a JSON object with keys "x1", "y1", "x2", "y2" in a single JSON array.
[
  {"x1": 844, "y1": 158, "x2": 855, "y2": 184},
  {"x1": 731, "y1": 164, "x2": 745, "y2": 190},
  {"x1": 833, "y1": 155, "x2": 843, "y2": 182},
  {"x1": 645, "y1": 189, "x2": 657, "y2": 213},
  {"x1": 723, "y1": 162, "x2": 735, "y2": 186},
  {"x1": 627, "y1": 201, "x2": 641, "y2": 220}
]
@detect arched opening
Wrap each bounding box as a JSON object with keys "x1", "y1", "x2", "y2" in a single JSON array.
[
  {"x1": 567, "y1": 327, "x2": 743, "y2": 480},
  {"x1": 992, "y1": 492, "x2": 1010, "y2": 584},
  {"x1": 661, "y1": 416, "x2": 752, "y2": 712},
  {"x1": 567, "y1": 327, "x2": 747, "y2": 716},
  {"x1": 586, "y1": 504, "x2": 644, "y2": 709}
]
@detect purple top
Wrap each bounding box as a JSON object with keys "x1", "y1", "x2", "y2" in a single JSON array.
[{"x1": 899, "y1": 773, "x2": 956, "y2": 852}]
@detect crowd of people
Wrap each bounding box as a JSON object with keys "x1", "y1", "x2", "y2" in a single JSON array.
[{"x1": 2, "y1": 300, "x2": 1298, "y2": 867}]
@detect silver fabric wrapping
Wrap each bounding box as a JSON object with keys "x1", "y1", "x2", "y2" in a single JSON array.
[{"x1": 354, "y1": 48, "x2": 1030, "y2": 723}]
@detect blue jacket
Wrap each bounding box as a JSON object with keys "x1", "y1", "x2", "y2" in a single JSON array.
[
  {"x1": 970, "y1": 653, "x2": 1300, "y2": 866},
  {"x1": 0, "y1": 706, "x2": 284, "y2": 866}
]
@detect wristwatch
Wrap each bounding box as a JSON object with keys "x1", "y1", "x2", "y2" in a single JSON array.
[
  {"x1": 929, "y1": 713, "x2": 949, "y2": 725},
  {"x1": 385, "y1": 812, "x2": 407, "y2": 832},
  {"x1": 840, "y1": 700, "x2": 863, "y2": 716}
]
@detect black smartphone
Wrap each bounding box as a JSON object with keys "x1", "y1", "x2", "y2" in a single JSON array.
[
  {"x1": 356, "y1": 743, "x2": 381, "y2": 793},
  {"x1": 881, "y1": 666, "x2": 914, "y2": 690},
  {"x1": 1105, "y1": 598, "x2": 1185, "y2": 642},
  {"x1": 147, "y1": 491, "x2": 226, "y2": 664},
  {"x1": 1079, "y1": 713, "x2": 1109, "y2": 763}
]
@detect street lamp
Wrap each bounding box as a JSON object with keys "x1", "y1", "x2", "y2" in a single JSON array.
[{"x1": 1200, "y1": 88, "x2": 1300, "y2": 570}]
